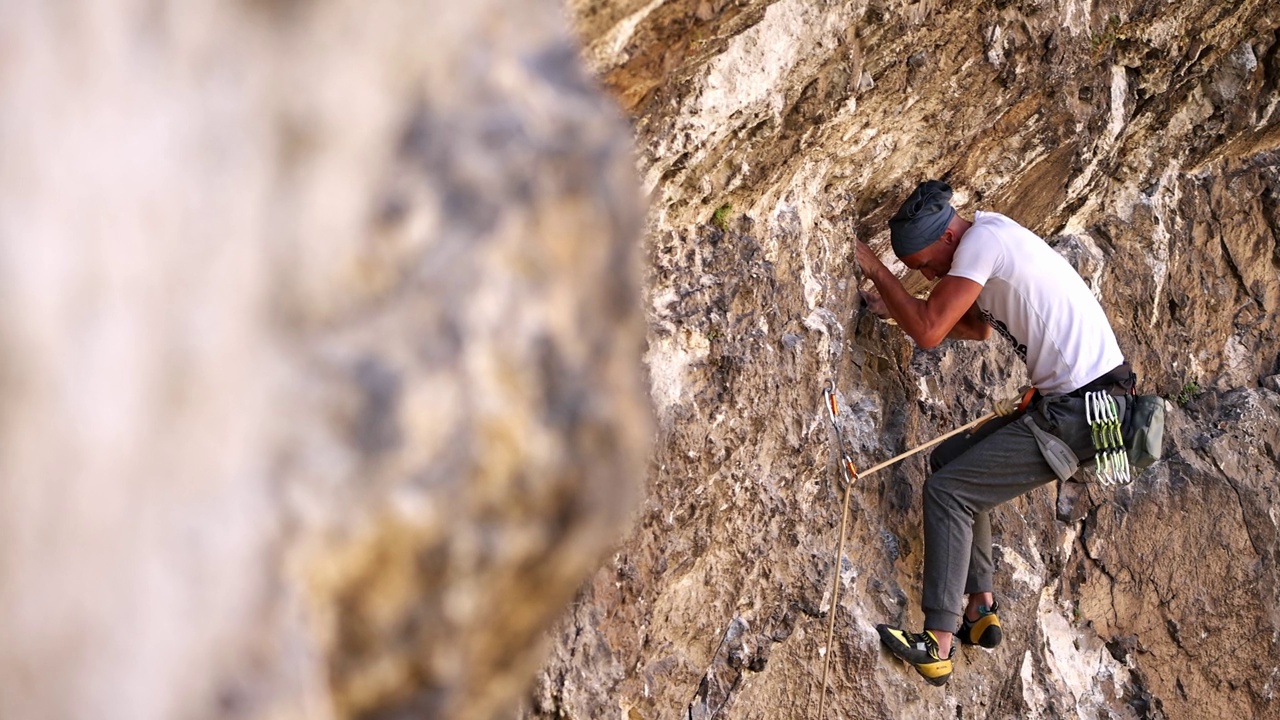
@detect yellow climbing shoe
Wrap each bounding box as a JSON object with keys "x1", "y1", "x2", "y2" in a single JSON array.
[
  {"x1": 958, "y1": 602, "x2": 1003, "y2": 648},
  {"x1": 875, "y1": 625, "x2": 955, "y2": 686}
]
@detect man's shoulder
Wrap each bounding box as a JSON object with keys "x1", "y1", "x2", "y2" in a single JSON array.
[
  {"x1": 971, "y1": 211, "x2": 1027, "y2": 233},
  {"x1": 958, "y1": 212, "x2": 1009, "y2": 251},
  {"x1": 964, "y1": 211, "x2": 1045, "y2": 247}
]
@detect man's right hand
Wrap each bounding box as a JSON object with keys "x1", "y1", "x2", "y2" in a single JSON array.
[
  {"x1": 860, "y1": 288, "x2": 890, "y2": 318},
  {"x1": 854, "y1": 239, "x2": 883, "y2": 279}
]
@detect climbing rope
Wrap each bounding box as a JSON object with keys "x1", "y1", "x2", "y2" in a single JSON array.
[
  {"x1": 854, "y1": 412, "x2": 998, "y2": 477},
  {"x1": 816, "y1": 383, "x2": 1001, "y2": 717},
  {"x1": 817, "y1": 381, "x2": 860, "y2": 720}
]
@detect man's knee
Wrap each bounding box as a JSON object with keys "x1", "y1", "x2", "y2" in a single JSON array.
[
  {"x1": 926, "y1": 470, "x2": 977, "y2": 520},
  {"x1": 922, "y1": 473, "x2": 954, "y2": 509}
]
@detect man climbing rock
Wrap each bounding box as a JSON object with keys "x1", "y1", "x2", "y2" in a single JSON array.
[{"x1": 854, "y1": 180, "x2": 1134, "y2": 686}]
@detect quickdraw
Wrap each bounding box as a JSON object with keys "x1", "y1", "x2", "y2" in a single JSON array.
[
  {"x1": 823, "y1": 381, "x2": 861, "y2": 492},
  {"x1": 1086, "y1": 391, "x2": 1130, "y2": 485}
]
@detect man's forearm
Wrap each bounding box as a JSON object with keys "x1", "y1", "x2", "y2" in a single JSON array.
[
  {"x1": 863, "y1": 261, "x2": 928, "y2": 330},
  {"x1": 861, "y1": 258, "x2": 989, "y2": 346},
  {"x1": 854, "y1": 238, "x2": 986, "y2": 348},
  {"x1": 946, "y1": 307, "x2": 991, "y2": 341}
]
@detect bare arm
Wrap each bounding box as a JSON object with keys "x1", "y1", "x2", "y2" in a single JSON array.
[
  {"x1": 862, "y1": 288, "x2": 990, "y2": 341},
  {"x1": 947, "y1": 301, "x2": 992, "y2": 341},
  {"x1": 855, "y1": 240, "x2": 988, "y2": 348}
]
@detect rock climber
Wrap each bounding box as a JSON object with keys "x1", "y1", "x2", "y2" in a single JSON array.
[{"x1": 854, "y1": 179, "x2": 1135, "y2": 686}]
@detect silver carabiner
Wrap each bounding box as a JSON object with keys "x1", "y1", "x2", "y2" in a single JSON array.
[{"x1": 823, "y1": 381, "x2": 838, "y2": 424}]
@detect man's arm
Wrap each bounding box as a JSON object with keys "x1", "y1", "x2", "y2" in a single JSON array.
[
  {"x1": 855, "y1": 240, "x2": 988, "y2": 348},
  {"x1": 860, "y1": 288, "x2": 990, "y2": 341},
  {"x1": 947, "y1": 301, "x2": 992, "y2": 341}
]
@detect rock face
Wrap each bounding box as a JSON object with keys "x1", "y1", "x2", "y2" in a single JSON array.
[
  {"x1": 530, "y1": 1, "x2": 1280, "y2": 719},
  {"x1": 0, "y1": 3, "x2": 646, "y2": 720}
]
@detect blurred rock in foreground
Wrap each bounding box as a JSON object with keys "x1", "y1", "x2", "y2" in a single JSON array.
[{"x1": 0, "y1": 2, "x2": 648, "y2": 719}]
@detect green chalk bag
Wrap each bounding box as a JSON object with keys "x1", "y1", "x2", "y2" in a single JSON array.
[{"x1": 1127, "y1": 395, "x2": 1166, "y2": 471}]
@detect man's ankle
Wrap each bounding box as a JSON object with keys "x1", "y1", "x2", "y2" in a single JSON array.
[
  {"x1": 965, "y1": 593, "x2": 995, "y2": 620},
  {"x1": 930, "y1": 630, "x2": 953, "y2": 657}
]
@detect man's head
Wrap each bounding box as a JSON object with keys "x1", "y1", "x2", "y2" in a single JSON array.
[
  {"x1": 889, "y1": 180, "x2": 963, "y2": 280},
  {"x1": 889, "y1": 180, "x2": 954, "y2": 257}
]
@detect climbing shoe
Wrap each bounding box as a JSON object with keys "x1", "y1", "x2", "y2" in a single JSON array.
[
  {"x1": 875, "y1": 624, "x2": 956, "y2": 686},
  {"x1": 958, "y1": 602, "x2": 1002, "y2": 648}
]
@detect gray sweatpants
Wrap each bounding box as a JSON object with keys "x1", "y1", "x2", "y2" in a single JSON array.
[{"x1": 921, "y1": 394, "x2": 1101, "y2": 631}]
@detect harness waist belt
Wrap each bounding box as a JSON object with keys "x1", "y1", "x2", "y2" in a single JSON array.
[{"x1": 1064, "y1": 362, "x2": 1136, "y2": 399}]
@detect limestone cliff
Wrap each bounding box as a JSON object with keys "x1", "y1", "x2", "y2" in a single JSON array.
[
  {"x1": 531, "y1": 1, "x2": 1280, "y2": 718},
  {"x1": 3, "y1": 1, "x2": 1277, "y2": 719}
]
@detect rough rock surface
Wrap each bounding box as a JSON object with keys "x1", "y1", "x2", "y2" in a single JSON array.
[
  {"x1": 530, "y1": 1, "x2": 1280, "y2": 719},
  {"x1": 0, "y1": 3, "x2": 646, "y2": 720}
]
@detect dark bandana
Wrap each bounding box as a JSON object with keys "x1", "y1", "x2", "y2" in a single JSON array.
[{"x1": 889, "y1": 180, "x2": 956, "y2": 257}]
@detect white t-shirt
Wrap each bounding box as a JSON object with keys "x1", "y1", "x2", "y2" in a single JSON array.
[{"x1": 948, "y1": 212, "x2": 1124, "y2": 395}]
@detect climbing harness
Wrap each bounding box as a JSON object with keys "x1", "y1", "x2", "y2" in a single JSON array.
[{"x1": 1086, "y1": 390, "x2": 1130, "y2": 485}]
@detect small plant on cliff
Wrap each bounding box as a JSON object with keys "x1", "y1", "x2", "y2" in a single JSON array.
[
  {"x1": 1175, "y1": 381, "x2": 1200, "y2": 406},
  {"x1": 1091, "y1": 14, "x2": 1122, "y2": 51},
  {"x1": 711, "y1": 203, "x2": 732, "y2": 231}
]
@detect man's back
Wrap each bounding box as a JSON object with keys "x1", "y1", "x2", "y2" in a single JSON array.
[{"x1": 950, "y1": 211, "x2": 1123, "y2": 395}]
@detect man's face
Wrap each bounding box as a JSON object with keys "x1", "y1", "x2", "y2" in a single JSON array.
[{"x1": 899, "y1": 233, "x2": 953, "y2": 280}]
